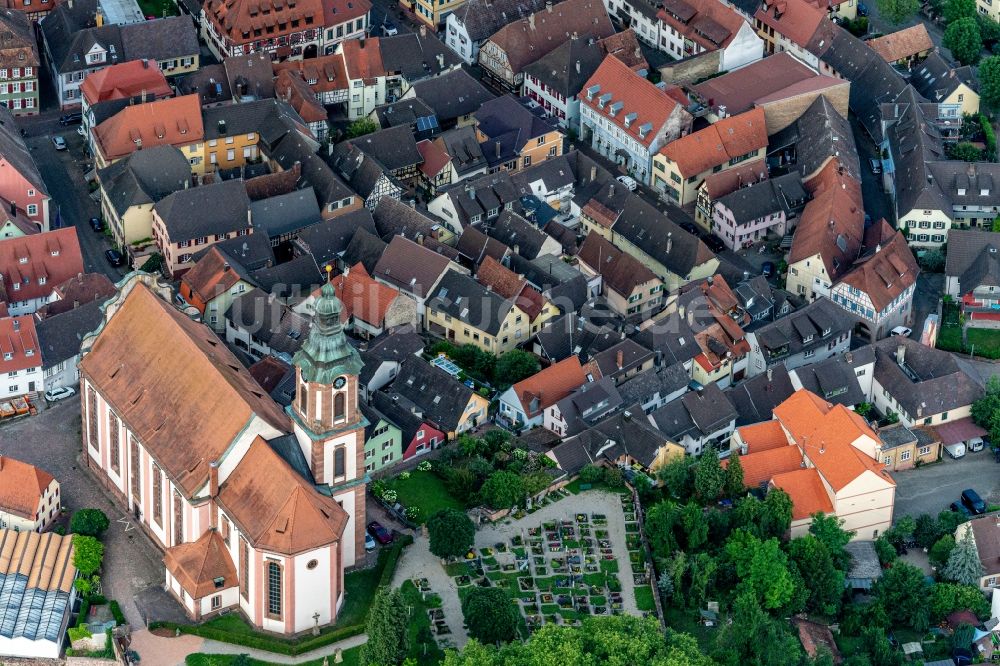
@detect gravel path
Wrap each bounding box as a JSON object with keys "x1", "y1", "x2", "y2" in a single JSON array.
[{"x1": 128, "y1": 629, "x2": 367, "y2": 666}]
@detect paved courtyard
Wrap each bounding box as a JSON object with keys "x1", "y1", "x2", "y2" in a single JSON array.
[
  {"x1": 891, "y1": 450, "x2": 1000, "y2": 520},
  {"x1": 0, "y1": 400, "x2": 171, "y2": 627}
]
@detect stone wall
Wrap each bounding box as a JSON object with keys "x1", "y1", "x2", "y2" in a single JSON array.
[{"x1": 658, "y1": 50, "x2": 722, "y2": 85}]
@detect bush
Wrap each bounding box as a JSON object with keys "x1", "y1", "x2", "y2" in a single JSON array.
[
  {"x1": 72, "y1": 535, "x2": 104, "y2": 576},
  {"x1": 427, "y1": 509, "x2": 475, "y2": 560},
  {"x1": 70, "y1": 509, "x2": 110, "y2": 537},
  {"x1": 603, "y1": 466, "x2": 625, "y2": 489},
  {"x1": 579, "y1": 464, "x2": 604, "y2": 484},
  {"x1": 109, "y1": 600, "x2": 125, "y2": 626}
]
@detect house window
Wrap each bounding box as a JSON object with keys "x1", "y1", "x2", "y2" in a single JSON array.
[
  {"x1": 173, "y1": 491, "x2": 184, "y2": 544},
  {"x1": 918, "y1": 445, "x2": 931, "y2": 456},
  {"x1": 222, "y1": 517, "x2": 231, "y2": 545},
  {"x1": 334, "y1": 392, "x2": 346, "y2": 421},
  {"x1": 227, "y1": 149, "x2": 235, "y2": 161},
  {"x1": 240, "y1": 538, "x2": 249, "y2": 600},
  {"x1": 334, "y1": 447, "x2": 346, "y2": 478},
  {"x1": 941, "y1": 411, "x2": 948, "y2": 420},
  {"x1": 266, "y1": 561, "x2": 282, "y2": 618},
  {"x1": 211, "y1": 595, "x2": 221, "y2": 610},
  {"x1": 109, "y1": 412, "x2": 120, "y2": 473},
  {"x1": 26, "y1": 204, "x2": 36, "y2": 216},
  {"x1": 130, "y1": 437, "x2": 141, "y2": 502},
  {"x1": 152, "y1": 464, "x2": 163, "y2": 526},
  {"x1": 900, "y1": 450, "x2": 911, "y2": 461},
  {"x1": 87, "y1": 387, "x2": 99, "y2": 450}
]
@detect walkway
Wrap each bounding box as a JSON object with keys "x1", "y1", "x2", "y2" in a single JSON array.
[{"x1": 128, "y1": 628, "x2": 367, "y2": 666}]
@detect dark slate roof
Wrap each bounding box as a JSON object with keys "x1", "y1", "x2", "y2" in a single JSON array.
[
  {"x1": 370, "y1": 390, "x2": 428, "y2": 444},
  {"x1": 35, "y1": 299, "x2": 105, "y2": 366},
  {"x1": 193, "y1": 232, "x2": 274, "y2": 271},
  {"x1": 439, "y1": 126, "x2": 488, "y2": 177},
  {"x1": 175, "y1": 63, "x2": 234, "y2": 105},
  {"x1": 606, "y1": 195, "x2": 715, "y2": 278},
  {"x1": 926, "y1": 161, "x2": 1000, "y2": 211},
  {"x1": 153, "y1": 179, "x2": 251, "y2": 242},
  {"x1": 549, "y1": 405, "x2": 667, "y2": 475},
  {"x1": 475, "y1": 95, "x2": 557, "y2": 167},
  {"x1": 450, "y1": 0, "x2": 548, "y2": 42},
  {"x1": 631, "y1": 313, "x2": 700, "y2": 367},
  {"x1": 349, "y1": 125, "x2": 423, "y2": 172},
  {"x1": 329, "y1": 143, "x2": 399, "y2": 200},
  {"x1": 295, "y1": 209, "x2": 377, "y2": 270},
  {"x1": 752, "y1": 297, "x2": 851, "y2": 362},
  {"x1": 249, "y1": 188, "x2": 321, "y2": 240},
  {"x1": 373, "y1": 98, "x2": 438, "y2": 130},
  {"x1": 487, "y1": 210, "x2": 552, "y2": 259},
  {"x1": 766, "y1": 95, "x2": 860, "y2": 182},
  {"x1": 97, "y1": 145, "x2": 191, "y2": 218},
  {"x1": 617, "y1": 363, "x2": 689, "y2": 408},
  {"x1": 388, "y1": 356, "x2": 477, "y2": 433},
  {"x1": 119, "y1": 15, "x2": 199, "y2": 63},
  {"x1": 593, "y1": 339, "x2": 654, "y2": 379},
  {"x1": 534, "y1": 311, "x2": 623, "y2": 362},
  {"x1": 649, "y1": 383, "x2": 736, "y2": 438},
  {"x1": 426, "y1": 270, "x2": 513, "y2": 336},
  {"x1": 226, "y1": 288, "x2": 310, "y2": 355},
  {"x1": 886, "y1": 87, "x2": 948, "y2": 217},
  {"x1": 360, "y1": 324, "x2": 425, "y2": 387},
  {"x1": 553, "y1": 376, "x2": 624, "y2": 436},
  {"x1": 267, "y1": 132, "x2": 356, "y2": 207},
  {"x1": 250, "y1": 254, "x2": 323, "y2": 299},
  {"x1": 267, "y1": 433, "x2": 314, "y2": 483},
  {"x1": 224, "y1": 52, "x2": 276, "y2": 101},
  {"x1": 911, "y1": 52, "x2": 977, "y2": 103},
  {"x1": 945, "y1": 229, "x2": 1000, "y2": 290},
  {"x1": 793, "y1": 351, "x2": 868, "y2": 407},
  {"x1": 41, "y1": 0, "x2": 123, "y2": 74},
  {"x1": 714, "y1": 172, "x2": 807, "y2": 225},
  {"x1": 203, "y1": 98, "x2": 309, "y2": 144},
  {"x1": 522, "y1": 36, "x2": 606, "y2": 98},
  {"x1": 342, "y1": 227, "x2": 389, "y2": 275},
  {"x1": 373, "y1": 197, "x2": 439, "y2": 241},
  {"x1": 410, "y1": 69, "x2": 495, "y2": 124},
  {"x1": 379, "y1": 32, "x2": 462, "y2": 82},
  {"x1": 724, "y1": 363, "x2": 795, "y2": 426},
  {"x1": 871, "y1": 336, "x2": 984, "y2": 418},
  {"x1": 456, "y1": 225, "x2": 509, "y2": 266}
]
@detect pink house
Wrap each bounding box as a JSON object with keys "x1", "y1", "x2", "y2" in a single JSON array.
[
  {"x1": 0, "y1": 109, "x2": 51, "y2": 231},
  {"x1": 711, "y1": 172, "x2": 807, "y2": 251}
]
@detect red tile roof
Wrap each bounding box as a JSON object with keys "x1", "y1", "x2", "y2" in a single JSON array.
[
  {"x1": 736, "y1": 420, "x2": 789, "y2": 453},
  {"x1": 658, "y1": 0, "x2": 748, "y2": 51},
  {"x1": 754, "y1": 0, "x2": 826, "y2": 49},
  {"x1": 329, "y1": 263, "x2": 402, "y2": 328},
  {"x1": 868, "y1": 24, "x2": 933, "y2": 63},
  {"x1": 476, "y1": 256, "x2": 547, "y2": 321},
  {"x1": 180, "y1": 246, "x2": 252, "y2": 308},
  {"x1": 771, "y1": 467, "x2": 834, "y2": 519},
  {"x1": 0, "y1": 228, "x2": 84, "y2": 308},
  {"x1": 417, "y1": 139, "x2": 451, "y2": 179},
  {"x1": 93, "y1": 94, "x2": 204, "y2": 163},
  {"x1": 80, "y1": 60, "x2": 172, "y2": 107},
  {"x1": 659, "y1": 108, "x2": 767, "y2": 178},
  {"x1": 838, "y1": 226, "x2": 919, "y2": 313},
  {"x1": 0, "y1": 455, "x2": 53, "y2": 520},
  {"x1": 273, "y1": 53, "x2": 349, "y2": 94},
  {"x1": 204, "y1": 0, "x2": 368, "y2": 50},
  {"x1": 733, "y1": 444, "x2": 803, "y2": 488},
  {"x1": 341, "y1": 37, "x2": 386, "y2": 83},
  {"x1": 163, "y1": 530, "x2": 237, "y2": 599},
  {"x1": 580, "y1": 55, "x2": 687, "y2": 149},
  {"x1": 701, "y1": 158, "x2": 769, "y2": 198},
  {"x1": 511, "y1": 355, "x2": 587, "y2": 416}
]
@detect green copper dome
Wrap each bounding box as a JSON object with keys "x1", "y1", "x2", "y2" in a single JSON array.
[{"x1": 293, "y1": 282, "x2": 364, "y2": 384}]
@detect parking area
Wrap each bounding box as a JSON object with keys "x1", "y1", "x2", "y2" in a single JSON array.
[
  {"x1": 891, "y1": 450, "x2": 1000, "y2": 520},
  {"x1": 0, "y1": 400, "x2": 173, "y2": 627}
]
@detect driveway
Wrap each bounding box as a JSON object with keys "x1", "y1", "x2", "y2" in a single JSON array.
[
  {"x1": 0, "y1": 400, "x2": 173, "y2": 627},
  {"x1": 890, "y1": 450, "x2": 1000, "y2": 520}
]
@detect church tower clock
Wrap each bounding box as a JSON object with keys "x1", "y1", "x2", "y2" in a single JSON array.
[{"x1": 290, "y1": 280, "x2": 367, "y2": 567}]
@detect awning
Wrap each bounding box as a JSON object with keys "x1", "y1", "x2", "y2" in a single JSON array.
[{"x1": 932, "y1": 417, "x2": 987, "y2": 445}]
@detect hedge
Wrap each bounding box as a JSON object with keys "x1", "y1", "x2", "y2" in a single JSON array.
[
  {"x1": 109, "y1": 600, "x2": 125, "y2": 626},
  {"x1": 149, "y1": 534, "x2": 414, "y2": 656}
]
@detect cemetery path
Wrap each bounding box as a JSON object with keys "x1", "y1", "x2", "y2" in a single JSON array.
[{"x1": 392, "y1": 532, "x2": 471, "y2": 648}]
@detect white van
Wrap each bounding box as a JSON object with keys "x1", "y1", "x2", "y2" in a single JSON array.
[
  {"x1": 944, "y1": 442, "x2": 967, "y2": 459},
  {"x1": 967, "y1": 437, "x2": 984, "y2": 453}
]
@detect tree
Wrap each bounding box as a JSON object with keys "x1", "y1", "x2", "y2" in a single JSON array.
[
  {"x1": 657, "y1": 455, "x2": 694, "y2": 499},
  {"x1": 809, "y1": 513, "x2": 854, "y2": 571},
  {"x1": 875, "y1": 0, "x2": 919, "y2": 23},
  {"x1": 694, "y1": 448, "x2": 725, "y2": 503},
  {"x1": 645, "y1": 501, "x2": 680, "y2": 558},
  {"x1": 943, "y1": 528, "x2": 986, "y2": 586},
  {"x1": 724, "y1": 530, "x2": 797, "y2": 610},
  {"x1": 461, "y1": 586, "x2": 520, "y2": 645},
  {"x1": 944, "y1": 0, "x2": 977, "y2": 23},
  {"x1": 442, "y1": 466, "x2": 477, "y2": 503},
  {"x1": 346, "y1": 118, "x2": 378, "y2": 138},
  {"x1": 993, "y1": 216, "x2": 1000, "y2": 232},
  {"x1": 856, "y1": 625, "x2": 905, "y2": 666},
  {"x1": 723, "y1": 454, "x2": 744, "y2": 498},
  {"x1": 787, "y1": 536, "x2": 844, "y2": 615},
  {"x1": 948, "y1": 141, "x2": 984, "y2": 162},
  {"x1": 72, "y1": 535, "x2": 104, "y2": 576},
  {"x1": 479, "y1": 470, "x2": 526, "y2": 509},
  {"x1": 972, "y1": 375, "x2": 1000, "y2": 443},
  {"x1": 929, "y1": 534, "x2": 956, "y2": 568},
  {"x1": 874, "y1": 535, "x2": 898, "y2": 566},
  {"x1": 361, "y1": 587, "x2": 408, "y2": 666},
  {"x1": 427, "y1": 508, "x2": 475, "y2": 559},
  {"x1": 930, "y1": 582, "x2": 991, "y2": 620},
  {"x1": 713, "y1": 589, "x2": 803, "y2": 666},
  {"x1": 603, "y1": 466, "x2": 625, "y2": 489},
  {"x1": 579, "y1": 464, "x2": 604, "y2": 484},
  {"x1": 681, "y1": 502, "x2": 709, "y2": 551},
  {"x1": 759, "y1": 489, "x2": 793, "y2": 539},
  {"x1": 874, "y1": 562, "x2": 930, "y2": 630},
  {"x1": 979, "y1": 14, "x2": 1000, "y2": 45},
  {"x1": 913, "y1": 513, "x2": 942, "y2": 549},
  {"x1": 944, "y1": 17, "x2": 982, "y2": 65},
  {"x1": 686, "y1": 552, "x2": 717, "y2": 610},
  {"x1": 70, "y1": 509, "x2": 110, "y2": 537},
  {"x1": 493, "y1": 350, "x2": 540, "y2": 387}
]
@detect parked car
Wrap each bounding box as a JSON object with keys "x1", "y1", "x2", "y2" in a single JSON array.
[
  {"x1": 761, "y1": 261, "x2": 776, "y2": 278},
  {"x1": 857, "y1": 2, "x2": 869, "y2": 15},
  {"x1": 704, "y1": 235, "x2": 726, "y2": 253},
  {"x1": 59, "y1": 112, "x2": 82, "y2": 126},
  {"x1": 945, "y1": 442, "x2": 967, "y2": 459},
  {"x1": 44, "y1": 386, "x2": 77, "y2": 402},
  {"x1": 365, "y1": 532, "x2": 377, "y2": 552},
  {"x1": 381, "y1": 18, "x2": 398, "y2": 36},
  {"x1": 89, "y1": 217, "x2": 103, "y2": 232},
  {"x1": 679, "y1": 221, "x2": 700, "y2": 235},
  {"x1": 961, "y1": 488, "x2": 986, "y2": 514},
  {"x1": 616, "y1": 175, "x2": 638, "y2": 191},
  {"x1": 868, "y1": 157, "x2": 881, "y2": 174},
  {"x1": 890, "y1": 326, "x2": 911, "y2": 337},
  {"x1": 105, "y1": 248, "x2": 125, "y2": 267},
  {"x1": 968, "y1": 436, "x2": 985, "y2": 452},
  {"x1": 950, "y1": 500, "x2": 972, "y2": 517},
  {"x1": 52, "y1": 136, "x2": 67, "y2": 151},
  {"x1": 367, "y1": 520, "x2": 393, "y2": 545}
]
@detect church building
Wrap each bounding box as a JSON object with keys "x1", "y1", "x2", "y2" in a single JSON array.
[{"x1": 78, "y1": 273, "x2": 367, "y2": 635}]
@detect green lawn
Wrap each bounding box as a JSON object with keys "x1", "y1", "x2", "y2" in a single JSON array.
[
  {"x1": 137, "y1": 0, "x2": 179, "y2": 16},
  {"x1": 936, "y1": 303, "x2": 1000, "y2": 358},
  {"x1": 634, "y1": 585, "x2": 656, "y2": 612},
  {"x1": 386, "y1": 470, "x2": 464, "y2": 523},
  {"x1": 399, "y1": 580, "x2": 446, "y2": 664},
  {"x1": 964, "y1": 327, "x2": 1000, "y2": 358},
  {"x1": 663, "y1": 607, "x2": 716, "y2": 652},
  {"x1": 186, "y1": 647, "x2": 360, "y2": 666}
]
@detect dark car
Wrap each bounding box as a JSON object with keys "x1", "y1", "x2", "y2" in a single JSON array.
[
  {"x1": 104, "y1": 248, "x2": 125, "y2": 267},
  {"x1": 961, "y1": 488, "x2": 986, "y2": 514},
  {"x1": 367, "y1": 520, "x2": 393, "y2": 545},
  {"x1": 89, "y1": 217, "x2": 103, "y2": 232},
  {"x1": 59, "y1": 112, "x2": 82, "y2": 126},
  {"x1": 679, "y1": 221, "x2": 700, "y2": 235},
  {"x1": 761, "y1": 261, "x2": 776, "y2": 278},
  {"x1": 953, "y1": 648, "x2": 973, "y2": 666},
  {"x1": 857, "y1": 2, "x2": 869, "y2": 15},
  {"x1": 950, "y1": 500, "x2": 972, "y2": 517},
  {"x1": 704, "y1": 235, "x2": 726, "y2": 253}
]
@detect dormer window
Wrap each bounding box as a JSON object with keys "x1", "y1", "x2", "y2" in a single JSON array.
[
  {"x1": 803, "y1": 334, "x2": 813, "y2": 344},
  {"x1": 586, "y1": 84, "x2": 600, "y2": 100},
  {"x1": 982, "y1": 188, "x2": 990, "y2": 196},
  {"x1": 958, "y1": 188, "x2": 966, "y2": 195},
  {"x1": 2, "y1": 352, "x2": 11, "y2": 361},
  {"x1": 822, "y1": 327, "x2": 831, "y2": 337},
  {"x1": 18, "y1": 256, "x2": 27, "y2": 263}
]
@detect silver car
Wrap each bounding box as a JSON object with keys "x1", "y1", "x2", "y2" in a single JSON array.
[{"x1": 52, "y1": 136, "x2": 67, "y2": 151}]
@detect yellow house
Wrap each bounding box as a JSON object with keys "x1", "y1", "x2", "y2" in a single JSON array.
[
  {"x1": 475, "y1": 95, "x2": 564, "y2": 173},
  {"x1": 91, "y1": 94, "x2": 205, "y2": 170},
  {"x1": 577, "y1": 231, "x2": 664, "y2": 318},
  {"x1": 911, "y1": 52, "x2": 980, "y2": 116},
  {"x1": 652, "y1": 108, "x2": 768, "y2": 205},
  {"x1": 408, "y1": 0, "x2": 467, "y2": 30},
  {"x1": 391, "y1": 357, "x2": 490, "y2": 439},
  {"x1": 425, "y1": 271, "x2": 532, "y2": 354},
  {"x1": 875, "y1": 424, "x2": 941, "y2": 471},
  {"x1": 474, "y1": 256, "x2": 559, "y2": 336}
]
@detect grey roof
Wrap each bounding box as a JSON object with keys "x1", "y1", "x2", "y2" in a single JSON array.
[
  {"x1": 0, "y1": 104, "x2": 44, "y2": 194},
  {"x1": 911, "y1": 52, "x2": 977, "y2": 103},
  {"x1": 267, "y1": 132, "x2": 355, "y2": 208},
  {"x1": 97, "y1": 145, "x2": 191, "y2": 218},
  {"x1": 534, "y1": 311, "x2": 623, "y2": 362},
  {"x1": 725, "y1": 364, "x2": 795, "y2": 426},
  {"x1": 439, "y1": 126, "x2": 488, "y2": 177},
  {"x1": 549, "y1": 405, "x2": 667, "y2": 475},
  {"x1": 649, "y1": 383, "x2": 736, "y2": 439},
  {"x1": 329, "y1": 143, "x2": 400, "y2": 200},
  {"x1": 511, "y1": 151, "x2": 579, "y2": 193},
  {"x1": 604, "y1": 195, "x2": 715, "y2": 278},
  {"x1": 360, "y1": 325, "x2": 425, "y2": 387},
  {"x1": 714, "y1": 172, "x2": 807, "y2": 225},
  {"x1": 342, "y1": 227, "x2": 389, "y2": 275},
  {"x1": 119, "y1": 15, "x2": 199, "y2": 63},
  {"x1": 36, "y1": 300, "x2": 105, "y2": 367},
  {"x1": 753, "y1": 297, "x2": 850, "y2": 362},
  {"x1": 443, "y1": 170, "x2": 521, "y2": 225},
  {"x1": 945, "y1": 229, "x2": 1000, "y2": 293},
  {"x1": 373, "y1": 98, "x2": 438, "y2": 130},
  {"x1": 192, "y1": 232, "x2": 274, "y2": 271},
  {"x1": 871, "y1": 336, "x2": 984, "y2": 418},
  {"x1": 223, "y1": 52, "x2": 276, "y2": 101},
  {"x1": 766, "y1": 95, "x2": 860, "y2": 182},
  {"x1": 631, "y1": 313, "x2": 700, "y2": 367},
  {"x1": 553, "y1": 376, "x2": 624, "y2": 436},
  {"x1": 373, "y1": 235, "x2": 456, "y2": 296},
  {"x1": 295, "y1": 209, "x2": 377, "y2": 270},
  {"x1": 203, "y1": 98, "x2": 308, "y2": 144},
  {"x1": 372, "y1": 197, "x2": 439, "y2": 241},
  {"x1": 475, "y1": 95, "x2": 557, "y2": 167},
  {"x1": 267, "y1": 433, "x2": 314, "y2": 483},
  {"x1": 450, "y1": 0, "x2": 548, "y2": 42},
  {"x1": 226, "y1": 287, "x2": 310, "y2": 355},
  {"x1": 456, "y1": 226, "x2": 509, "y2": 266},
  {"x1": 845, "y1": 540, "x2": 882, "y2": 580},
  {"x1": 488, "y1": 210, "x2": 552, "y2": 259},
  {"x1": 349, "y1": 125, "x2": 423, "y2": 173},
  {"x1": 388, "y1": 356, "x2": 476, "y2": 433},
  {"x1": 522, "y1": 36, "x2": 606, "y2": 98},
  {"x1": 886, "y1": 87, "x2": 948, "y2": 217},
  {"x1": 617, "y1": 363, "x2": 689, "y2": 408},
  {"x1": 793, "y1": 351, "x2": 868, "y2": 407},
  {"x1": 370, "y1": 390, "x2": 428, "y2": 445},
  {"x1": 878, "y1": 423, "x2": 918, "y2": 451},
  {"x1": 426, "y1": 270, "x2": 513, "y2": 336},
  {"x1": 379, "y1": 31, "x2": 462, "y2": 82},
  {"x1": 410, "y1": 69, "x2": 495, "y2": 124},
  {"x1": 592, "y1": 339, "x2": 654, "y2": 379},
  {"x1": 153, "y1": 179, "x2": 251, "y2": 242},
  {"x1": 250, "y1": 254, "x2": 323, "y2": 299},
  {"x1": 175, "y1": 63, "x2": 233, "y2": 105},
  {"x1": 249, "y1": 187, "x2": 321, "y2": 240},
  {"x1": 928, "y1": 161, "x2": 1000, "y2": 210}
]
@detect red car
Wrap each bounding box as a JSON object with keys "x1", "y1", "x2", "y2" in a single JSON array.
[{"x1": 367, "y1": 521, "x2": 393, "y2": 545}]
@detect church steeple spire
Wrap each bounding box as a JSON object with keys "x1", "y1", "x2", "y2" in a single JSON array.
[{"x1": 293, "y1": 277, "x2": 363, "y2": 385}]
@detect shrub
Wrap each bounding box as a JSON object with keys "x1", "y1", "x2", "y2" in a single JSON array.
[
  {"x1": 72, "y1": 535, "x2": 104, "y2": 576},
  {"x1": 109, "y1": 600, "x2": 125, "y2": 626},
  {"x1": 603, "y1": 466, "x2": 625, "y2": 489},
  {"x1": 70, "y1": 509, "x2": 110, "y2": 537},
  {"x1": 417, "y1": 460, "x2": 432, "y2": 472},
  {"x1": 579, "y1": 464, "x2": 604, "y2": 484}
]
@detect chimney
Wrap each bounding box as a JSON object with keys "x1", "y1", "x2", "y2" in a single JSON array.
[
  {"x1": 616, "y1": 349, "x2": 624, "y2": 369},
  {"x1": 140, "y1": 88, "x2": 147, "y2": 103},
  {"x1": 416, "y1": 232, "x2": 424, "y2": 245},
  {"x1": 495, "y1": 141, "x2": 501, "y2": 159},
  {"x1": 575, "y1": 60, "x2": 581, "y2": 74},
  {"x1": 360, "y1": 37, "x2": 366, "y2": 48},
  {"x1": 528, "y1": 13, "x2": 535, "y2": 29},
  {"x1": 897, "y1": 344, "x2": 905, "y2": 367},
  {"x1": 546, "y1": 0, "x2": 552, "y2": 10},
  {"x1": 590, "y1": 165, "x2": 596, "y2": 182},
  {"x1": 513, "y1": 243, "x2": 520, "y2": 256},
  {"x1": 766, "y1": 367, "x2": 772, "y2": 382},
  {"x1": 0, "y1": 455, "x2": 3, "y2": 471},
  {"x1": 609, "y1": 183, "x2": 615, "y2": 197},
  {"x1": 8, "y1": 201, "x2": 14, "y2": 215},
  {"x1": 209, "y1": 461, "x2": 219, "y2": 528},
  {"x1": 95, "y1": 8, "x2": 103, "y2": 26},
  {"x1": 437, "y1": 53, "x2": 444, "y2": 69},
  {"x1": 666, "y1": 232, "x2": 672, "y2": 254},
  {"x1": 142, "y1": 59, "x2": 148, "y2": 69},
  {"x1": 419, "y1": 24, "x2": 427, "y2": 37}
]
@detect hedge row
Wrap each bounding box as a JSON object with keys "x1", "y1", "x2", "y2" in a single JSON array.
[{"x1": 149, "y1": 534, "x2": 415, "y2": 656}]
